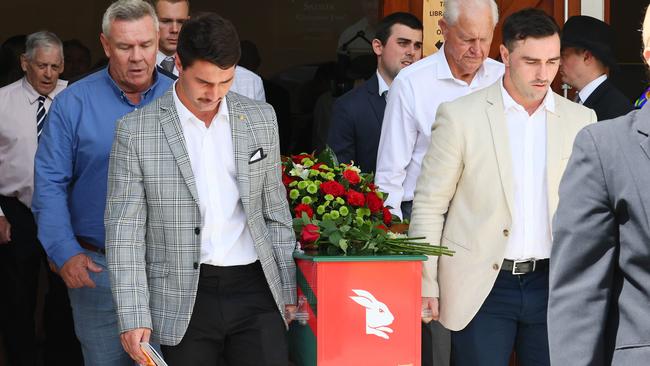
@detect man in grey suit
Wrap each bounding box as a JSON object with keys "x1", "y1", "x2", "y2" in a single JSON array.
[
  {"x1": 105, "y1": 13, "x2": 296, "y2": 366},
  {"x1": 548, "y1": 6, "x2": 650, "y2": 366}
]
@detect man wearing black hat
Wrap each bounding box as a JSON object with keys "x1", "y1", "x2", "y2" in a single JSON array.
[{"x1": 560, "y1": 15, "x2": 633, "y2": 120}]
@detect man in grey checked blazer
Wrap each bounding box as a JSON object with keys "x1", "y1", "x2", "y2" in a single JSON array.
[{"x1": 105, "y1": 13, "x2": 296, "y2": 365}]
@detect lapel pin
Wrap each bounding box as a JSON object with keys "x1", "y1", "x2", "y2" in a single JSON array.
[{"x1": 239, "y1": 115, "x2": 245, "y2": 121}]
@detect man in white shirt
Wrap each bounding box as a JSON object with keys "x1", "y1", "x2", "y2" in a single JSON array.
[
  {"x1": 375, "y1": 0, "x2": 504, "y2": 221},
  {"x1": 409, "y1": 9, "x2": 596, "y2": 365},
  {"x1": 105, "y1": 13, "x2": 295, "y2": 366},
  {"x1": 559, "y1": 15, "x2": 632, "y2": 120},
  {"x1": 153, "y1": 0, "x2": 266, "y2": 101},
  {"x1": 375, "y1": 2, "x2": 502, "y2": 365},
  {"x1": 0, "y1": 31, "x2": 75, "y2": 366}
]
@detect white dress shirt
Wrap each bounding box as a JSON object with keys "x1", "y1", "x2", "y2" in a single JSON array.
[
  {"x1": 232, "y1": 66, "x2": 266, "y2": 102},
  {"x1": 157, "y1": 51, "x2": 178, "y2": 76},
  {"x1": 375, "y1": 46, "x2": 504, "y2": 218},
  {"x1": 0, "y1": 77, "x2": 67, "y2": 215},
  {"x1": 173, "y1": 83, "x2": 258, "y2": 266},
  {"x1": 500, "y1": 80, "x2": 554, "y2": 260},
  {"x1": 577, "y1": 74, "x2": 607, "y2": 104},
  {"x1": 376, "y1": 70, "x2": 389, "y2": 97}
]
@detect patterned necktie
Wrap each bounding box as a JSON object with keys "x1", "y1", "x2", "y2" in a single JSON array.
[
  {"x1": 573, "y1": 93, "x2": 581, "y2": 104},
  {"x1": 160, "y1": 56, "x2": 175, "y2": 73},
  {"x1": 36, "y1": 95, "x2": 47, "y2": 140},
  {"x1": 382, "y1": 90, "x2": 388, "y2": 100}
]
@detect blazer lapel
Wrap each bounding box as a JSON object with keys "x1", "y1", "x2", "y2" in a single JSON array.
[
  {"x1": 486, "y1": 83, "x2": 515, "y2": 216},
  {"x1": 366, "y1": 74, "x2": 386, "y2": 125},
  {"x1": 630, "y1": 106, "x2": 650, "y2": 220},
  {"x1": 226, "y1": 94, "x2": 251, "y2": 207},
  {"x1": 159, "y1": 91, "x2": 200, "y2": 204}
]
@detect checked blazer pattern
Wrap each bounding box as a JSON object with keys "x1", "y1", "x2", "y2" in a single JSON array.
[{"x1": 105, "y1": 89, "x2": 297, "y2": 346}]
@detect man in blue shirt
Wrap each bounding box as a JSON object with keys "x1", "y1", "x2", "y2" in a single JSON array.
[{"x1": 32, "y1": 1, "x2": 173, "y2": 365}]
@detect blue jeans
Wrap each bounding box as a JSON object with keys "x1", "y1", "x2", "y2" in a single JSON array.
[
  {"x1": 67, "y1": 249, "x2": 134, "y2": 366},
  {"x1": 451, "y1": 268, "x2": 550, "y2": 366}
]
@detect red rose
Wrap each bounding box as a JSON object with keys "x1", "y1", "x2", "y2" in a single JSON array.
[
  {"x1": 294, "y1": 204, "x2": 314, "y2": 219},
  {"x1": 282, "y1": 172, "x2": 294, "y2": 187},
  {"x1": 311, "y1": 162, "x2": 325, "y2": 170},
  {"x1": 382, "y1": 207, "x2": 392, "y2": 225},
  {"x1": 376, "y1": 224, "x2": 388, "y2": 232},
  {"x1": 343, "y1": 169, "x2": 361, "y2": 185},
  {"x1": 320, "y1": 181, "x2": 346, "y2": 197},
  {"x1": 367, "y1": 183, "x2": 377, "y2": 191},
  {"x1": 300, "y1": 224, "x2": 320, "y2": 244},
  {"x1": 292, "y1": 154, "x2": 312, "y2": 164},
  {"x1": 366, "y1": 191, "x2": 383, "y2": 213},
  {"x1": 346, "y1": 189, "x2": 365, "y2": 207}
]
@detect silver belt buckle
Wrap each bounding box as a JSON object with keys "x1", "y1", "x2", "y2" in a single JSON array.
[{"x1": 512, "y1": 258, "x2": 536, "y2": 275}]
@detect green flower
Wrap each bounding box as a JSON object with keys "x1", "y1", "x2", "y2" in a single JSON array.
[
  {"x1": 297, "y1": 181, "x2": 308, "y2": 190},
  {"x1": 325, "y1": 172, "x2": 336, "y2": 181},
  {"x1": 289, "y1": 181, "x2": 298, "y2": 187},
  {"x1": 289, "y1": 189, "x2": 300, "y2": 200},
  {"x1": 301, "y1": 196, "x2": 313, "y2": 205},
  {"x1": 303, "y1": 159, "x2": 314, "y2": 168},
  {"x1": 330, "y1": 210, "x2": 340, "y2": 220},
  {"x1": 339, "y1": 206, "x2": 349, "y2": 216},
  {"x1": 335, "y1": 197, "x2": 345, "y2": 205},
  {"x1": 306, "y1": 184, "x2": 318, "y2": 194},
  {"x1": 309, "y1": 169, "x2": 320, "y2": 177},
  {"x1": 325, "y1": 194, "x2": 334, "y2": 201},
  {"x1": 355, "y1": 217, "x2": 364, "y2": 226},
  {"x1": 323, "y1": 213, "x2": 332, "y2": 221},
  {"x1": 317, "y1": 205, "x2": 326, "y2": 215}
]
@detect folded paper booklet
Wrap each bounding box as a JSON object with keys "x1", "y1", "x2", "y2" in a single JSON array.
[{"x1": 140, "y1": 342, "x2": 168, "y2": 366}]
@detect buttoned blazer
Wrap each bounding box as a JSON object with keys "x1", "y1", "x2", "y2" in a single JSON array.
[
  {"x1": 549, "y1": 104, "x2": 650, "y2": 365},
  {"x1": 328, "y1": 73, "x2": 386, "y2": 173},
  {"x1": 583, "y1": 78, "x2": 633, "y2": 121},
  {"x1": 105, "y1": 90, "x2": 296, "y2": 346},
  {"x1": 409, "y1": 81, "x2": 596, "y2": 331}
]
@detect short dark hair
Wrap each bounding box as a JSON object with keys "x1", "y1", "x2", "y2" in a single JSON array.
[
  {"x1": 374, "y1": 12, "x2": 423, "y2": 45},
  {"x1": 176, "y1": 12, "x2": 240, "y2": 69},
  {"x1": 502, "y1": 8, "x2": 560, "y2": 51}
]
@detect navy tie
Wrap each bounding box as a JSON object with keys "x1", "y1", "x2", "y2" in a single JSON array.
[{"x1": 36, "y1": 95, "x2": 47, "y2": 140}]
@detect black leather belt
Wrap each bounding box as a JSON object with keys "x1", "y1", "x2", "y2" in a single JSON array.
[
  {"x1": 77, "y1": 237, "x2": 106, "y2": 255},
  {"x1": 501, "y1": 258, "x2": 549, "y2": 275}
]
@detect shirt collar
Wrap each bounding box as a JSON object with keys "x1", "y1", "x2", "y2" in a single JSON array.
[
  {"x1": 156, "y1": 51, "x2": 174, "y2": 65},
  {"x1": 435, "y1": 44, "x2": 492, "y2": 85},
  {"x1": 500, "y1": 77, "x2": 555, "y2": 114},
  {"x1": 376, "y1": 70, "x2": 389, "y2": 97},
  {"x1": 103, "y1": 66, "x2": 160, "y2": 106},
  {"x1": 21, "y1": 77, "x2": 58, "y2": 104},
  {"x1": 578, "y1": 74, "x2": 607, "y2": 103},
  {"x1": 172, "y1": 80, "x2": 229, "y2": 126}
]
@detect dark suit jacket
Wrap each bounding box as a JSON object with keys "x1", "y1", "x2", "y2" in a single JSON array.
[
  {"x1": 583, "y1": 78, "x2": 633, "y2": 121},
  {"x1": 327, "y1": 73, "x2": 386, "y2": 173},
  {"x1": 549, "y1": 104, "x2": 650, "y2": 365}
]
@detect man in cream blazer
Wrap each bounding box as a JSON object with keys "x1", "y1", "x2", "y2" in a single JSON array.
[{"x1": 409, "y1": 9, "x2": 596, "y2": 366}]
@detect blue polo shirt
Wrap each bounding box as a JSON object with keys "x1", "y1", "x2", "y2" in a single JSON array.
[{"x1": 33, "y1": 67, "x2": 173, "y2": 268}]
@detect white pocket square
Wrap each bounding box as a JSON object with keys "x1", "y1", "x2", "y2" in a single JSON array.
[{"x1": 249, "y1": 148, "x2": 266, "y2": 164}]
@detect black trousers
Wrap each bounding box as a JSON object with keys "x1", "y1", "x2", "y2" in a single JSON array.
[
  {"x1": 0, "y1": 196, "x2": 82, "y2": 366},
  {"x1": 162, "y1": 261, "x2": 288, "y2": 366}
]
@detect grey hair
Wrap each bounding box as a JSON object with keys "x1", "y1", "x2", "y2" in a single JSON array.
[
  {"x1": 24, "y1": 31, "x2": 64, "y2": 61},
  {"x1": 102, "y1": 0, "x2": 159, "y2": 37},
  {"x1": 443, "y1": 0, "x2": 499, "y2": 27}
]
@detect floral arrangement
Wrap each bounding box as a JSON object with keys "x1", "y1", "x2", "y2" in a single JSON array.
[{"x1": 282, "y1": 148, "x2": 454, "y2": 257}]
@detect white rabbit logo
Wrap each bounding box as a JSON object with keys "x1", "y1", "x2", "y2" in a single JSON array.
[{"x1": 349, "y1": 289, "x2": 394, "y2": 340}]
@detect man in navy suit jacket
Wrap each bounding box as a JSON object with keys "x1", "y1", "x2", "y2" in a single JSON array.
[
  {"x1": 560, "y1": 15, "x2": 633, "y2": 121},
  {"x1": 328, "y1": 12, "x2": 423, "y2": 173}
]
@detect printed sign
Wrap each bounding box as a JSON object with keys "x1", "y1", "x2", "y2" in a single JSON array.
[{"x1": 423, "y1": 0, "x2": 446, "y2": 56}]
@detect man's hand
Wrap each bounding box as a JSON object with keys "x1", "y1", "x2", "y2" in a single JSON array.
[
  {"x1": 0, "y1": 216, "x2": 11, "y2": 244},
  {"x1": 59, "y1": 253, "x2": 103, "y2": 288},
  {"x1": 422, "y1": 297, "x2": 440, "y2": 323},
  {"x1": 285, "y1": 304, "x2": 297, "y2": 324},
  {"x1": 120, "y1": 328, "x2": 151, "y2": 365}
]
